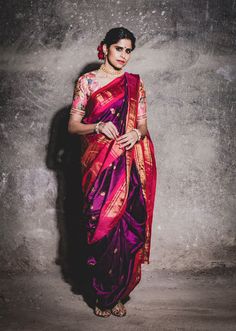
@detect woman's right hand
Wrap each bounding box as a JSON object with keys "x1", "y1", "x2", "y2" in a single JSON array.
[{"x1": 98, "y1": 121, "x2": 119, "y2": 139}]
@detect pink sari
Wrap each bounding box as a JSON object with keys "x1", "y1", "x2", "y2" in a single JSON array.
[{"x1": 80, "y1": 72, "x2": 157, "y2": 308}]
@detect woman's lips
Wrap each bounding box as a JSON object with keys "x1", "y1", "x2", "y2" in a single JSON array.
[{"x1": 117, "y1": 60, "x2": 125, "y2": 64}]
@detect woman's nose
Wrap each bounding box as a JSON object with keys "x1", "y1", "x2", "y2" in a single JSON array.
[{"x1": 121, "y1": 51, "x2": 126, "y2": 59}]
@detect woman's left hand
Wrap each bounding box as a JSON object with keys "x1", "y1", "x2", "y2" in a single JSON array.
[{"x1": 116, "y1": 130, "x2": 138, "y2": 150}]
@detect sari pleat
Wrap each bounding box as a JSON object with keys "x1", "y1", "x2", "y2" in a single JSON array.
[{"x1": 80, "y1": 72, "x2": 157, "y2": 308}]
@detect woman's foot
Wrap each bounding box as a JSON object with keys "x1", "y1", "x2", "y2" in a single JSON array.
[
  {"x1": 94, "y1": 306, "x2": 111, "y2": 318},
  {"x1": 111, "y1": 300, "x2": 127, "y2": 317}
]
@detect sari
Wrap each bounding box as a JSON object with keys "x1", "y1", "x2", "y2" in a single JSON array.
[{"x1": 72, "y1": 72, "x2": 157, "y2": 309}]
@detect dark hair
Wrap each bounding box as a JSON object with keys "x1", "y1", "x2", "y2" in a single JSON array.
[{"x1": 102, "y1": 27, "x2": 136, "y2": 50}]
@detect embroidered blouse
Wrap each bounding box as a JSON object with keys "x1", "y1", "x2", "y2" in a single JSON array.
[{"x1": 70, "y1": 71, "x2": 147, "y2": 122}]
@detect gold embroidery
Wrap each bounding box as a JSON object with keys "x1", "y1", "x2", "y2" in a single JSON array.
[
  {"x1": 96, "y1": 94, "x2": 103, "y2": 102},
  {"x1": 96, "y1": 91, "x2": 113, "y2": 106},
  {"x1": 105, "y1": 180, "x2": 126, "y2": 217},
  {"x1": 134, "y1": 144, "x2": 147, "y2": 200},
  {"x1": 106, "y1": 91, "x2": 112, "y2": 98}
]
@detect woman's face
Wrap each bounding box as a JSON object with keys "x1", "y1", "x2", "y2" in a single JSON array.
[{"x1": 103, "y1": 38, "x2": 133, "y2": 70}]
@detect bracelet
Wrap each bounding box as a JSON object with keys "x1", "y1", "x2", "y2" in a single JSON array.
[
  {"x1": 94, "y1": 121, "x2": 103, "y2": 134},
  {"x1": 132, "y1": 128, "x2": 141, "y2": 141}
]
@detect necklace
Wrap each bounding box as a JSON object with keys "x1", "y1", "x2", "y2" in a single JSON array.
[{"x1": 99, "y1": 63, "x2": 124, "y2": 77}]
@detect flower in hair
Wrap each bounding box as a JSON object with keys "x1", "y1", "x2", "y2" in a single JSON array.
[{"x1": 97, "y1": 42, "x2": 104, "y2": 60}]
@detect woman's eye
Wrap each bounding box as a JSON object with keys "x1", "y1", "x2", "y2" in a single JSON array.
[{"x1": 115, "y1": 47, "x2": 132, "y2": 54}]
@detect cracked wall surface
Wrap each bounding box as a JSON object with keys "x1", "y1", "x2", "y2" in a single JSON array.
[{"x1": 0, "y1": 0, "x2": 235, "y2": 271}]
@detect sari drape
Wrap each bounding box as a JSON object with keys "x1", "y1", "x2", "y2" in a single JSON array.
[{"x1": 80, "y1": 72, "x2": 157, "y2": 309}]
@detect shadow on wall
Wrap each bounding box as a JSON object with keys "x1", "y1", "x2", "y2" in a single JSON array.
[{"x1": 45, "y1": 62, "x2": 100, "y2": 308}]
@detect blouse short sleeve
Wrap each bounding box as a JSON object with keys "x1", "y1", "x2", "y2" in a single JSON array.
[
  {"x1": 70, "y1": 75, "x2": 89, "y2": 119},
  {"x1": 137, "y1": 78, "x2": 147, "y2": 122}
]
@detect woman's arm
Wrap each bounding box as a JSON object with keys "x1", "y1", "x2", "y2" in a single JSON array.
[
  {"x1": 68, "y1": 75, "x2": 118, "y2": 138},
  {"x1": 136, "y1": 78, "x2": 148, "y2": 139},
  {"x1": 68, "y1": 75, "x2": 148, "y2": 139},
  {"x1": 69, "y1": 114, "x2": 118, "y2": 138},
  {"x1": 137, "y1": 119, "x2": 148, "y2": 139},
  {"x1": 68, "y1": 115, "x2": 97, "y2": 135},
  {"x1": 68, "y1": 75, "x2": 95, "y2": 135}
]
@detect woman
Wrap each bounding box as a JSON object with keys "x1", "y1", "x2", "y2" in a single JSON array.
[{"x1": 68, "y1": 27, "x2": 157, "y2": 318}]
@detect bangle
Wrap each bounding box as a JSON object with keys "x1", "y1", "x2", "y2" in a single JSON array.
[
  {"x1": 132, "y1": 128, "x2": 141, "y2": 141},
  {"x1": 95, "y1": 121, "x2": 103, "y2": 134}
]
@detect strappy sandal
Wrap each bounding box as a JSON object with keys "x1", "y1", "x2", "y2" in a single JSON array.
[
  {"x1": 94, "y1": 306, "x2": 111, "y2": 318},
  {"x1": 111, "y1": 300, "x2": 127, "y2": 317}
]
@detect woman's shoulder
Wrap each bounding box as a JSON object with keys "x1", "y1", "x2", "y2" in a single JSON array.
[
  {"x1": 77, "y1": 70, "x2": 97, "y2": 83},
  {"x1": 76, "y1": 70, "x2": 101, "y2": 95}
]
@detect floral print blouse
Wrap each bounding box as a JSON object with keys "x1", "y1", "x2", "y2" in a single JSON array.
[{"x1": 70, "y1": 71, "x2": 147, "y2": 122}]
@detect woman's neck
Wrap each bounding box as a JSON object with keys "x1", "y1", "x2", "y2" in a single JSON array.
[{"x1": 99, "y1": 63, "x2": 124, "y2": 77}]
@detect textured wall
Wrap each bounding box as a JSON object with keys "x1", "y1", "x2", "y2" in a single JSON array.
[{"x1": 0, "y1": 0, "x2": 235, "y2": 272}]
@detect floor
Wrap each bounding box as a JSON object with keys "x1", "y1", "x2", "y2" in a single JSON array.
[{"x1": 0, "y1": 266, "x2": 236, "y2": 331}]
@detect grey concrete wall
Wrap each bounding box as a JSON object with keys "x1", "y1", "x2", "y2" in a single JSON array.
[{"x1": 0, "y1": 0, "x2": 235, "y2": 272}]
